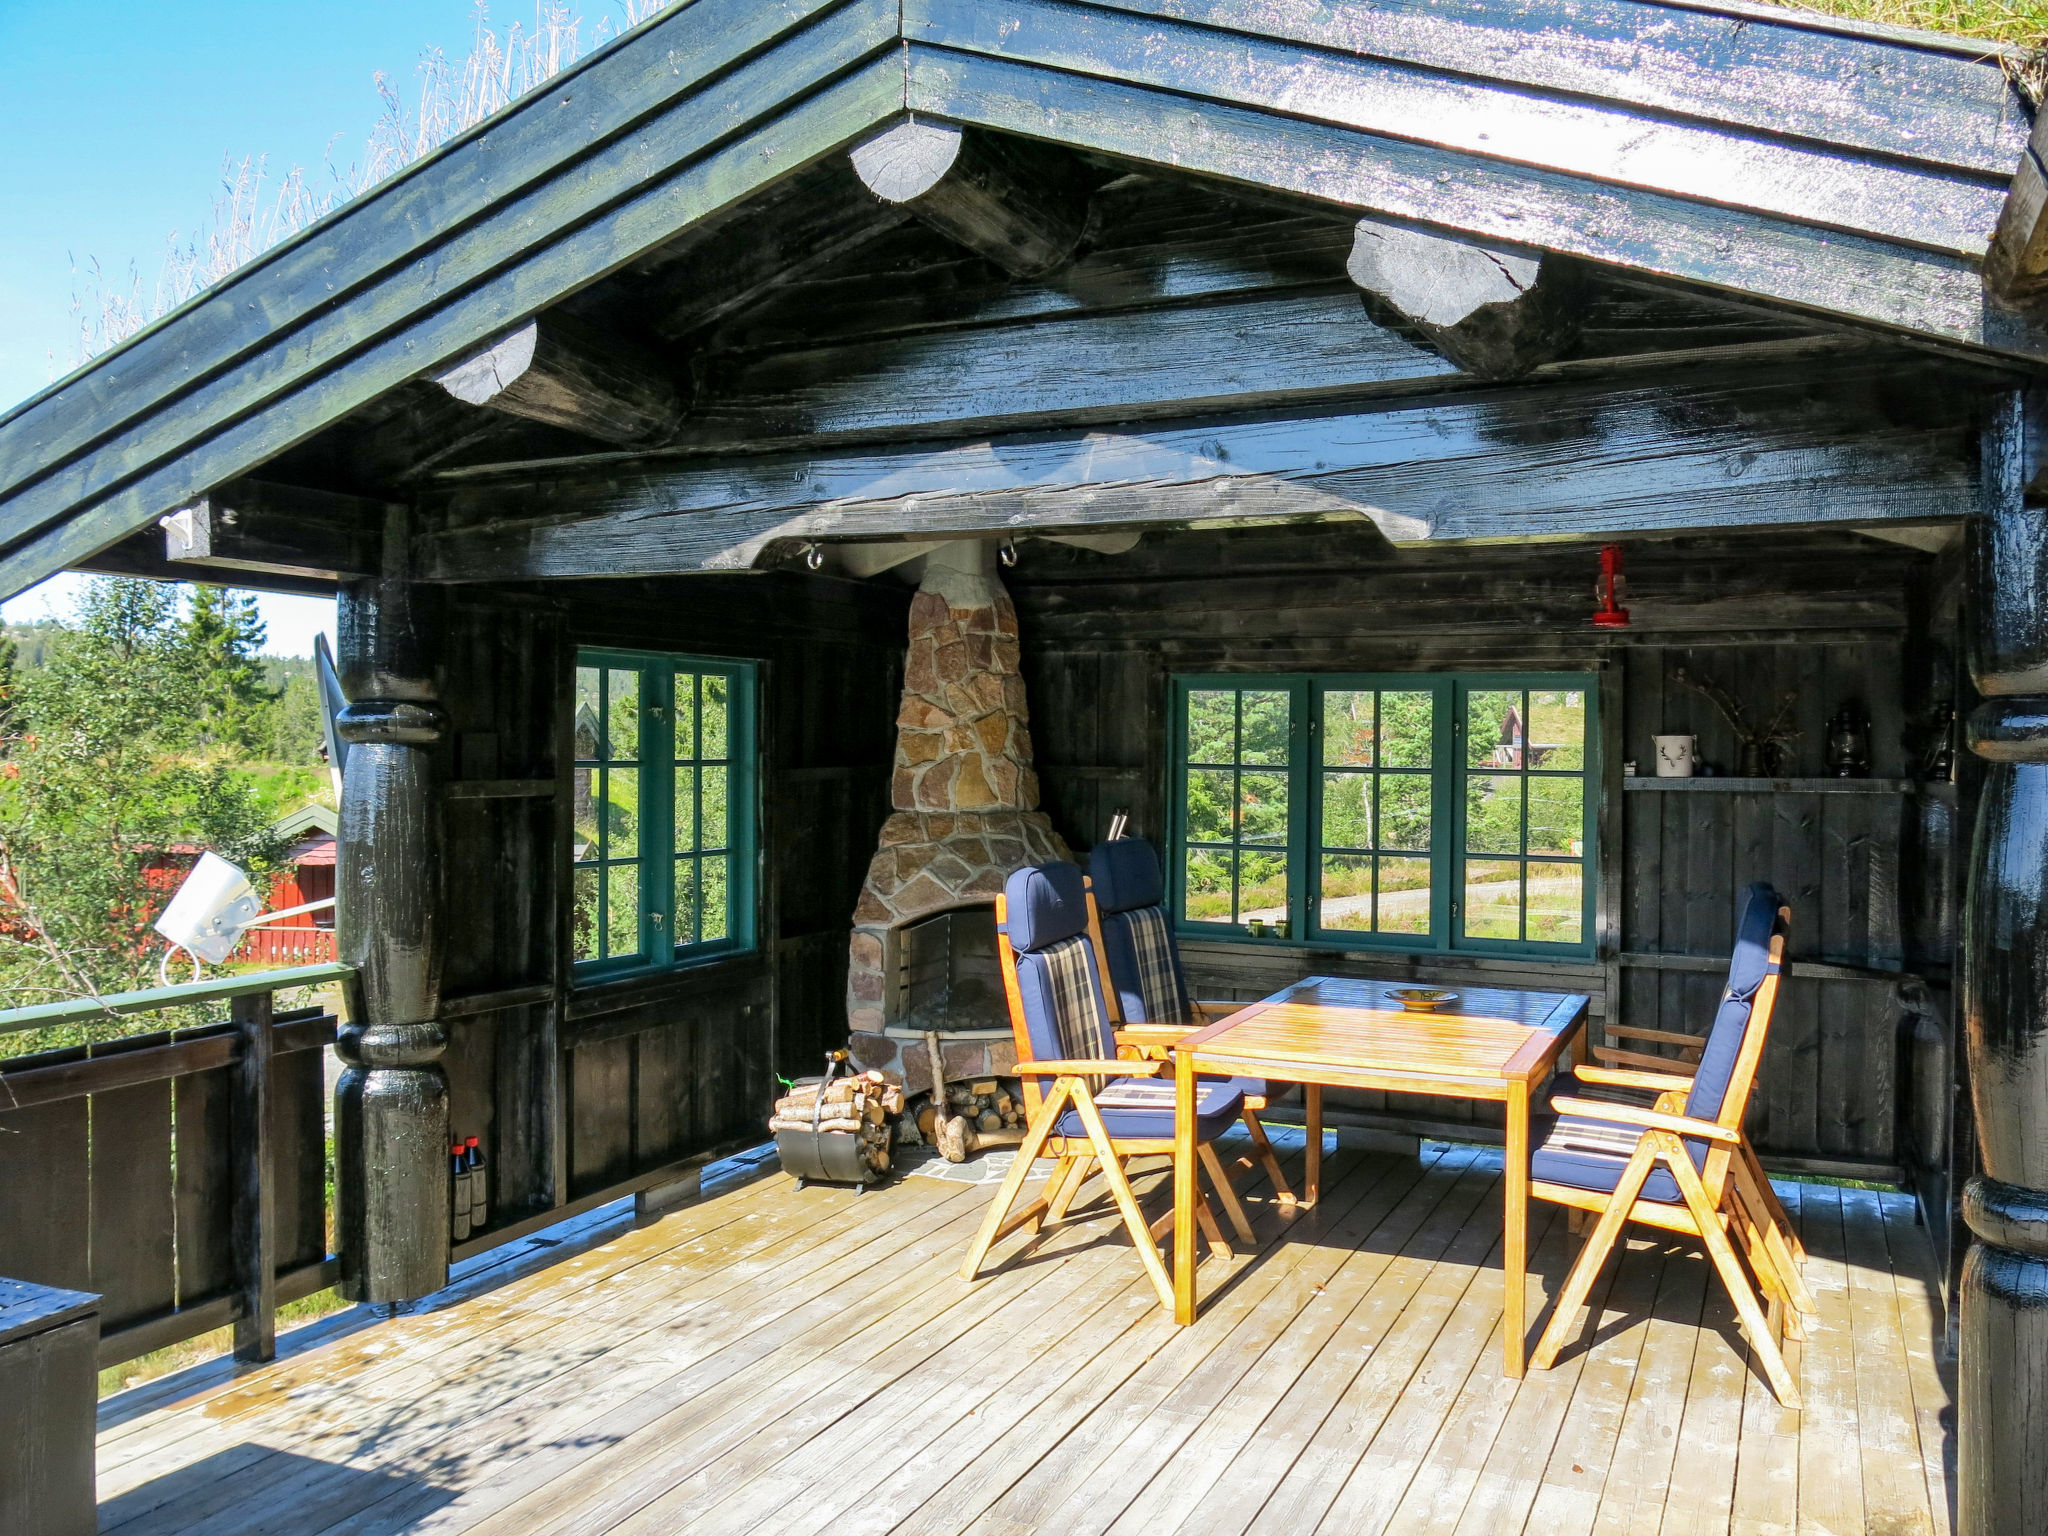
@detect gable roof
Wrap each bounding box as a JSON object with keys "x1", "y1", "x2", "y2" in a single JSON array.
[{"x1": 0, "y1": 0, "x2": 2034, "y2": 603}]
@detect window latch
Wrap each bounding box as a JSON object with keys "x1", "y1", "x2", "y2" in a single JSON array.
[{"x1": 651, "y1": 911, "x2": 666, "y2": 928}]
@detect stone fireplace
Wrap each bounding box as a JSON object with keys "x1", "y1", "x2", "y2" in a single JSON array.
[{"x1": 846, "y1": 542, "x2": 1070, "y2": 1085}]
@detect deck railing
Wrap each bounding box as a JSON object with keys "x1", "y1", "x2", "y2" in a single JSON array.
[{"x1": 0, "y1": 963, "x2": 355, "y2": 1368}]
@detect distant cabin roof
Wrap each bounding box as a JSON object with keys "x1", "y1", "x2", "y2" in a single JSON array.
[{"x1": 0, "y1": 0, "x2": 2039, "y2": 601}]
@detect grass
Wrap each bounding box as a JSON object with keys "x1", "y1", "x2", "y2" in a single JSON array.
[{"x1": 1765, "y1": 0, "x2": 2047, "y2": 48}]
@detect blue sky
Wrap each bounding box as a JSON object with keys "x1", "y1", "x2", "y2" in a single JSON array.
[{"x1": 0, "y1": 0, "x2": 495, "y2": 654}]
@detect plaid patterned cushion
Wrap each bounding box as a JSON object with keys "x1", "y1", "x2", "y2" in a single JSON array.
[
  {"x1": 1544, "y1": 1114, "x2": 1650, "y2": 1160},
  {"x1": 1123, "y1": 905, "x2": 1191, "y2": 1024},
  {"x1": 1037, "y1": 934, "x2": 1113, "y2": 1062}
]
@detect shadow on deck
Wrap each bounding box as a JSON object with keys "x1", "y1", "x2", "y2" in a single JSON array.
[{"x1": 93, "y1": 1134, "x2": 1955, "y2": 1536}]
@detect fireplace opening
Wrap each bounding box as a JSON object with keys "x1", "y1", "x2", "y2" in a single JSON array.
[{"x1": 895, "y1": 905, "x2": 1006, "y2": 1035}]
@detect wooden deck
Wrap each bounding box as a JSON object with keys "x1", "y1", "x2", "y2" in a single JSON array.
[{"x1": 93, "y1": 1136, "x2": 1954, "y2": 1536}]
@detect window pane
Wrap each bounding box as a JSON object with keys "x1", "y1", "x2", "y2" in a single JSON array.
[
  {"x1": 606, "y1": 864, "x2": 641, "y2": 957},
  {"x1": 1530, "y1": 689, "x2": 1587, "y2": 771},
  {"x1": 1380, "y1": 691, "x2": 1433, "y2": 768},
  {"x1": 674, "y1": 858, "x2": 699, "y2": 944},
  {"x1": 1380, "y1": 773, "x2": 1432, "y2": 852},
  {"x1": 1527, "y1": 861, "x2": 1583, "y2": 944},
  {"x1": 701, "y1": 857, "x2": 728, "y2": 942},
  {"x1": 1464, "y1": 859, "x2": 1522, "y2": 939},
  {"x1": 1527, "y1": 776, "x2": 1584, "y2": 857},
  {"x1": 1187, "y1": 691, "x2": 1235, "y2": 763},
  {"x1": 574, "y1": 667, "x2": 602, "y2": 760},
  {"x1": 1467, "y1": 690, "x2": 1523, "y2": 769},
  {"x1": 701, "y1": 765, "x2": 728, "y2": 849},
  {"x1": 1378, "y1": 856, "x2": 1432, "y2": 935},
  {"x1": 701, "y1": 673, "x2": 728, "y2": 760},
  {"x1": 673, "y1": 766, "x2": 697, "y2": 853},
  {"x1": 1185, "y1": 769, "x2": 1235, "y2": 843},
  {"x1": 607, "y1": 768, "x2": 640, "y2": 850},
  {"x1": 1323, "y1": 692, "x2": 1375, "y2": 767},
  {"x1": 572, "y1": 765, "x2": 602, "y2": 861},
  {"x1": 1321, "y1": 772, "x2": 1373, "y2": 849},
  {"x1": 572, "y1": 867, "x2": 601, "y2": 962},
  {"x1": 607, "y1": 669, "x2": 639, "y2": 761},
  {"x1": 1319, "y1": 853, "x2": 1374, "y2": 930},
  {"x1": 1240, "y1": 851, "x2": 1289, "y2": 924},
  {"x1": 1465, "y1": 773, "x2": 1523, "y2": 856},
  {"x1": 676, "y1": 671, "x2": 699, "y2": 759},
  {"x1": 1240, "y1": 691, "x2": 1290, "y2": 765},
  {"x1": 1239, "y1": 770, "x2": 1289, "y2": 845},
  {"x1": 1184, "y1": 848, "x2": 1235, "y2": 923}
]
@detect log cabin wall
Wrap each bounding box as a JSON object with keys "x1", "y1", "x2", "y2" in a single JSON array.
[
  {"x1": 429, "y1": 573, "x2": 902, "y2": 1221},
  {"x1": 1006, "y1": 526, "x2": 1966, "y2": 1189},
  {"x1": 548, "y1": 573, "x2": 903, "y2": 1200}
]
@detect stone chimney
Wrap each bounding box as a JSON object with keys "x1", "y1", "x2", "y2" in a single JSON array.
[{"x1": 846, "y1": 542, "x2": 1070, "y2": 1035}]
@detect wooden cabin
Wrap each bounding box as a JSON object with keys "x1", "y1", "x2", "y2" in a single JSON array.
[{"x1": 7, "y1": 1, "x2": 2048, "y2": 1530}]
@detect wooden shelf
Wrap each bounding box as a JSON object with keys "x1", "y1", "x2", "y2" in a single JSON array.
[{"x1": 1622, "y1": 775, "x2": 1922, "y2": 795}]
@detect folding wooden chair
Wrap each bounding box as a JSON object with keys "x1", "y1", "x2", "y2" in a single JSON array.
[
  {"x1": 1528, "y1": 882, "x2": 1815, "y2": 1407},
  {"x1": 958, "y1": 861, "x2": 1253, "y2": 1312},
  {"x1": 1087, "y1": 836, "x2": 1296, "y2": 1204}
]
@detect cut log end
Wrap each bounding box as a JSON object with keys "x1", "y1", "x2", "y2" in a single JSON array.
[
  {"x1": 1346, "y1": 216, "x2": 1582, "y2": 381},
  {"x1": 850, "y1": 120, "x2": 965, "y2": 205}
]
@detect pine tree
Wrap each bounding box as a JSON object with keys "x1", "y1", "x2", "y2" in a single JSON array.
[{"x1": 182, "y1": 586, "x2": 278, "y2": 750}]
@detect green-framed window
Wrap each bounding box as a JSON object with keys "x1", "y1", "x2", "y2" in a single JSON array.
[
  {"x1": 571, "y1": 650, "x2": 756, "y2": 977},
  {"x1": 1170, "y1": 674, "x2": 1596, "y2": 958}
]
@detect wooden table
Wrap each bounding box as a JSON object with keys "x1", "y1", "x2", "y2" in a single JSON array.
[{"x1": 1171, "y1": 976, "x2": 1591, "y2": 1374}]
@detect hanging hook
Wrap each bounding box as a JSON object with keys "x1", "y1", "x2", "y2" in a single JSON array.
[
  {"x1": 998, "y1": 538, "x2": 1018, "y2": 568},
  {"x1": 802, "y1": 543, "x2": 824, "y2": 571}
]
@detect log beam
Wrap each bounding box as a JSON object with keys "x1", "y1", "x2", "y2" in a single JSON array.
[
  {"x1": 159, "y1": 479, "x2": 385, "y2": 583},
  {"x1": 1958, "y1": 386, "x2": 2048, "y2": 1536},
  {"x1": 333, "y1": 506, "x2": 451, "y2": 1306},
  {"x1": 850, "y1": 120, "x2": 1091, "y2": 279},
  {"x1": 432, "y1": 315, "x2": 684, "y2": 447},
  {"x1": 417, "y1": 359, "x2": 1986, "y2": 581},
  {"x1": 1985, "y1": 114, "x2": 2048, "y2": 303},
  {"x1": 1347, "y1": 216, "x2": 1583, "y2": 379}
]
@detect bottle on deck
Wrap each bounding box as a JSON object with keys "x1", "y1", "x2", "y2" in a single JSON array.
[
  {"x1": 450, "y1": 1142, "x2": 473, "y2": 1243},
  {"x1": 466, "y1": 1135, "x2": 489, "y2": 1233}
]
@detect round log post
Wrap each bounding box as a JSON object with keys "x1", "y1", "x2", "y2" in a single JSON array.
[
  {"x1": 1960, "y1": 390, "x2": 2048, "y2": 1536},
  {"x1": 333, "y1": 529, "x2": 450, "y2": 1305}
]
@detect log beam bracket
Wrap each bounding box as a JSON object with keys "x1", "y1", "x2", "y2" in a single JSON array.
[
  {"x1": 1985, "y1": 110, "x2": 2048, "y2": 304},
  {"x1": 850, "y1": 119, "x2": 1093, "y2": 279},
  {"x1": 1347, "y1": 215, "x2": 1584, "y2": 380},
  {"x1": 160, "y1": 478, "x2": 387, "y2": 583}
]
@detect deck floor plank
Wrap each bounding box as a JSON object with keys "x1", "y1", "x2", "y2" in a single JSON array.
[
  {"x1": 95, "y1": 1144, "x2": 1953, "y2": 1536},
  {"x1": 1793, "y1": 1185, "x2": 1869, "y2": 1536},
  {"x1": 1875, "y1": 1192, "x2": 1955, "y2": 1536},
  {"x1": 1584, "y1": 1236, "x2": 1712, "y2": 1536},
  {"x1": 1517, "y1": 1233, "x2": 1673, "y2": 1536},
  {"x1": 918, "y1": 1148, "x2": 1442, "y2": 1536},
  {"x1": 1840, "y1": 1188, "x2": 1937, "y2": 1536},
  {"x1": 104, "y1": 1177, "x2": 989, "y2": 1536}
]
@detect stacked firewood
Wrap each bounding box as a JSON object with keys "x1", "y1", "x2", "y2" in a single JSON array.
[
  {"x1": 912, "y1": 1078, "x2": 1028, "y2": 1163},
  {"x1": 769, "y1": 1071, "x2": 905, "y2": 1175}
]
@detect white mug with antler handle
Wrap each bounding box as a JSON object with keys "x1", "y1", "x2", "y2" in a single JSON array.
[{"x1": 1653, "y1": 735, "x2": 1697, "y2": 777}]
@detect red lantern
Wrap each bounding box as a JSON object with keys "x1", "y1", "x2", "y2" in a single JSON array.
[{"x1": 1593, "y1": 543, "x2": 1630, "y2": 628}]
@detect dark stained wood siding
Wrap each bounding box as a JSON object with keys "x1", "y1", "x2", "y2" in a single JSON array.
[
  {"x1": 1006, "y1": 524, "x2": 1960, "y2": 1171},
  {"x1": 434, "y1": 573, "x2": 904, "y2": 1208}
]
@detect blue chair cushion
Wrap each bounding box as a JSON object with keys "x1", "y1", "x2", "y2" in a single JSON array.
[
  {"x1": 1531, "y1": 1111, "x2": 1701, "y2": 1206},
  {"x1": 1683, "y1": 883, "x2": 1784, "y2": 1125},
  {"x1": 1089, "y1": 837, "x2": 1167, "y2": 915},
  {"x1": 1002, "y1": 862, "x2": 1090, "y2": 955},
  {"x1": 1052, "y1": 1075, "x2": 1245, "y2": 1142}
]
